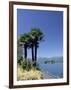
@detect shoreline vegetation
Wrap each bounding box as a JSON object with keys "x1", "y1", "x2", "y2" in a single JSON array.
[
  {"x1": 17, "y1": 57, "x2": 44, "y2": 80},
  {"x1": 17, "y1": 57, "x2": 63, "y2": 80},
  {"x1": 17, "y1": 64, "x2": 43, "y2": 80}
]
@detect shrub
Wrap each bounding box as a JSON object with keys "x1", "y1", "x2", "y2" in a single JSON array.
[
  {"x1": 21, "y1": 60, "x2": 32, "y2": 71},
  {"x1": 17, "y1": 66, "x2": 43, "y2": 80},
  {"x1": 17, "y1": 56, "x2": 23, "y2": 65}
]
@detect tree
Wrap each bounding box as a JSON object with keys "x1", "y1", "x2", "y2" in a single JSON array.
[
  {"x1": 28, "y1": 28, "x2": 44, "y2": 67},
  {"x1": 18, "y1": 33, "x2": 31, "y2": 70},
  {"x1": 18, "y1": 33, "x2": 29, "y2": 61},
  {"x1": 27, "y1": 32, "x2": 35, "y2": 65},
  {"x1": 17, "y1": 28, "x2": 44, "y2": 68}
]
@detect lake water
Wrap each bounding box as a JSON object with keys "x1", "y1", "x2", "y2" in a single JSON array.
[{"x1": 38, "y1": 59, "x2": 63, "y2": 79}]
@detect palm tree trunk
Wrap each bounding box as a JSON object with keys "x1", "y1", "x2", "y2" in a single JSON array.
[
  {"x1": 34, "y1": 43, "x2": 37, "y2": 67},
  {"x1": 24, "y1": 45, "x2": 27, "y2": 60},
  {"x1": 31, "y1": 45, "x2": 34, "y2": 66},
  {"x1": 24, "y1": 45, "x2": 28, "y2": 70}
]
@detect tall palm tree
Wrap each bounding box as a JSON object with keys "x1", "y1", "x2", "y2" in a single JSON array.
[
  {"x1": 18, "y1": 33, "x2": 29, "y2": 61},
  {"x1": 27, "y1": 32, "x2": 35, "y2": 65},
  {"x1": 28, "y1": 28, "x2": 44, "y2": 67}
]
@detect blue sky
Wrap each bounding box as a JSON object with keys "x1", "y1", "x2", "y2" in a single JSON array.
[{"x1": 17, "y1": 9, "x2": 63, "y2": 58}]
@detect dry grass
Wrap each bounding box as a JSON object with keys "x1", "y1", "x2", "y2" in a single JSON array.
[{"x1": 17, "y1": 65, "x2": 43, "y2": 80}]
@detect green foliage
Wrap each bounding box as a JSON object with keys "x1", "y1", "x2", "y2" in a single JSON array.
[
  {"x1": 17, "y1": 56, "x2": 23, "y2": 65},
  {"x1": 28, "y1": 28, "x2": 44, "y2": 44},
  {"x1": 17, "y1": 33, "x2": 30, "y2": 47},
  {"x1": 17, "y1": 28, "x2": 44, "y2": 68},
  {"x1": 18, "y1": 28, "x2": 44, "y2": 48},
  {"x1": 18, "y1": 58, "x2": 41, "y2": 71},
  {"x1": 21, "y1": 60, "x2": 32, "y2": 71},
  {"x1": 36, "y1": 64, "x2": 41, "y2": 70},
  {"x1": 44, "y1": 61, "x2": 48, "y2": 64}
]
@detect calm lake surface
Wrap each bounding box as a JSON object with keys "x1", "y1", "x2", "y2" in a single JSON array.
[{"x1": 38, "y1": 58, "x2": 63, "y2": 79}]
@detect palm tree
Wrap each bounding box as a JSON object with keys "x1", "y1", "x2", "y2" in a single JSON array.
[
  {"x1": 27, "y1": 32, "x2": 35, "y2": 65},
  {"x1": 18, "y1": 33, "x2": 30, "y2": 70},
  {"x1": 28, "y1": 28, "x2": 44, "y2": 67},
  {"x1": 18, "y1": 33, "x2": 29, "y2": 61}
]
